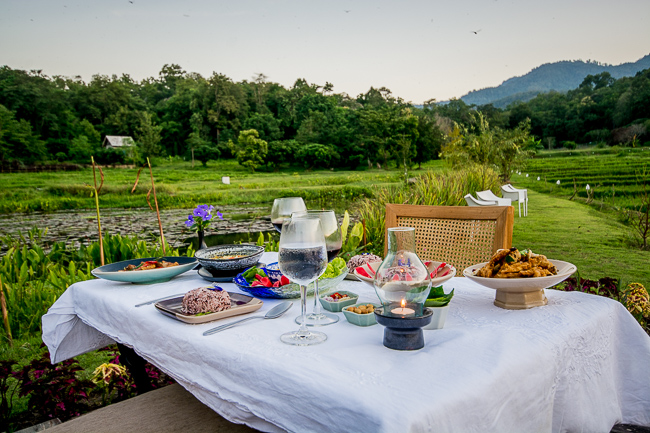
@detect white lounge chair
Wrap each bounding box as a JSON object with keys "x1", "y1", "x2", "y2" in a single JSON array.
[
  {"x1": 500, "y1": 185, "x2": 528, "y2": 217},
  {"x1": 464, "y1": 194, "x2": 498, "y2": 207},
  {"x1": 476, "y1": 190, "x2": 512, "y2": 206}
]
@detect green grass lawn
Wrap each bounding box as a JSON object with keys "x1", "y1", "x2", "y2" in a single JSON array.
[{"x1": 511, "y1": 188, "x2": 649, "y2": 288}]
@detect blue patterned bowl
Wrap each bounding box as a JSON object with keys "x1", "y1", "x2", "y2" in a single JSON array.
[{"x1": 195, "y1": 245, "x2": 264, "y2": 275}]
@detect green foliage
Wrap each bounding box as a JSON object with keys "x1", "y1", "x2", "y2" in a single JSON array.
[
  {"x1": 338, "y1": 211, "x2": 366, "y2": 261},
  {"x1": 192, "y1": 142, "x2": 221, "y2": 167},
  {"x1": 135, "y1": 111, "x2": 163, "y2": 159},
  {"x1": 0, "y1": 229, "x2": 185, "y2": 341},
  {"x1": 69, "y1": 135, "x2": 93, "y2": 162},
  {"x1": 441, "y1": 112, "x2": 532, "y2": 185},
  {"x1": 256, "y1": 232, "x2": 279, "y2": 252},
  {"x1": 266, "y1": 140, "x2": 298, "y2": 169},
  {"x1": 296, "y1": 143, "x2": 340, "y2": 169},
  {"x1": 0, "y1": 104, "x2": 47, "y2": 164},
  {"x1": 228, "y1": 129, "x2": 268, "y2": 172}
]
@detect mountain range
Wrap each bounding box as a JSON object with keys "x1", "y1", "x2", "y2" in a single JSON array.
[{"x1": 459, "y1": 54, "x2": 650, "y2": 108}]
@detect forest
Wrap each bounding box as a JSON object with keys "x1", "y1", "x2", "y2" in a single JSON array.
[{"x1": 0, "y1": 64, "x2": 649, "y2": 170}]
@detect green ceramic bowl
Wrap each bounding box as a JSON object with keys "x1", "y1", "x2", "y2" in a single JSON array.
[
  {"x1": 342, "y1": 303, "x2": 381, "y2": 326},
  {"x1": 319, "y1": 291, "x2": 359, "y2": 312}
]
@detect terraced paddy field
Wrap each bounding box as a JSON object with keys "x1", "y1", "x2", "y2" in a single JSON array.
[{"x1": 518, "y1": 146, "x2": 650, "y2": 211}]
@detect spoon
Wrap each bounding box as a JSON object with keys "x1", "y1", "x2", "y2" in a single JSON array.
[{"x1": 202, "y1": 301, "x2": 293, "y2": 336}]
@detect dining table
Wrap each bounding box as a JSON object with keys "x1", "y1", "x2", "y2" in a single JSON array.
[{"x1": 42, "y1": 252, "x2": 650, "y2": 433}]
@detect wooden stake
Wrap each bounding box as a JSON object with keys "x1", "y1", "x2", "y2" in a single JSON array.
[
  {"x1": 0, "y1": 276, "x2": 12, "y2": 347},
  {"x1": 147, "y1": 158, "x2": 166, "y2": 255},
  {"x1": 91, "y1": 156, "x2": 105, "y2": 266}
]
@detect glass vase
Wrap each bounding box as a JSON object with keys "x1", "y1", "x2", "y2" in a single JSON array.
[{"x1": 373, "y1": 227, "x2": 431, "y2": 317}]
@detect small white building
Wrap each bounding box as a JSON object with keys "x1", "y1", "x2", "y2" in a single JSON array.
[{"x1": 103, "y1": 136, "x2": 135, "y2": 149}]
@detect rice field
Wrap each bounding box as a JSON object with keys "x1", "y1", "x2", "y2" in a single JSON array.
[{"x1": 517, "y1": 146, "x2": 650, "y2": 211}]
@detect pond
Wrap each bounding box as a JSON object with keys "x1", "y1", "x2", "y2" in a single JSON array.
[
  {"x1": 0, "y1": 199, "x2": 357, "y2": 252},
  {"x1": 0, "y1": 204, "x2": 276, "y2": 252}
]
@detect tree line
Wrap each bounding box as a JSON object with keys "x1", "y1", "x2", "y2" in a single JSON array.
[{"x1": 0, "y1": 64, "x2": 648, "y2": 171}]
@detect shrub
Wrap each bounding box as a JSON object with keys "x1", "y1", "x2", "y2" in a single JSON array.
[
  {"x1": 296, "y1": 143, "x2": 340, "y2": 169},
  {"x1": 14, "y1": 351, "x2": 94, "y2": 424}
]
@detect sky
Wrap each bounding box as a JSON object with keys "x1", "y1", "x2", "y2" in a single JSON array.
[{"x1": 1, "y1": 0, "x2": 649, "y2": 104}]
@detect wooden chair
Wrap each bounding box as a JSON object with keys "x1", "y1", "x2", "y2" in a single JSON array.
[{"x1": 385, "y1": 204, "x2": 514, "y2": 274}]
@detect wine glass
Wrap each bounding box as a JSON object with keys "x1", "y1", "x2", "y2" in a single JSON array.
[
  {"x1": 278, "y1": 216, "x2": 328, "y2": 346},
  {"x1": 271, "y1": 197, "x2": 306, "y2": 233},
  {"x1": 292, "y1": 210, "x2": 342, "y2": 326}
]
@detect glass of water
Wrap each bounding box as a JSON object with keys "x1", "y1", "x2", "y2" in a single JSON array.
[
  {"x1": 292, "y1": 210, "x2": 342, "y2": 326},
  {"x1": 278, "y1": 215, "x2": 328, "y2": 345}
]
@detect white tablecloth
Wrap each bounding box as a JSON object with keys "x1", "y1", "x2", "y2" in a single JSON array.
[{"x1": 42, "y1": 252, "x2": 650, "y2": 433}]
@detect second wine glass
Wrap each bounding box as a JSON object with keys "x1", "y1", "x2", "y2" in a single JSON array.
[{"x1": 292, "y1": 210, "x2": 342, "y2": 326}]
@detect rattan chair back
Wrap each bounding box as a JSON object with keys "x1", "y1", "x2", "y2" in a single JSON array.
[{"x1": 385, "y1": 204, "x2": 514, "y2": 274}]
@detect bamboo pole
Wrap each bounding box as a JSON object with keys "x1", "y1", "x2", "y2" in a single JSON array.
[
  {"x1": 147, "y1": 158, "x2": 166, "y2": 255},
  {"x1": 91, "y1": 156, "x2": 105, "y2": 266},
  {"x1": 0, "y1": 276, "x2": 12, "y2": 347}
]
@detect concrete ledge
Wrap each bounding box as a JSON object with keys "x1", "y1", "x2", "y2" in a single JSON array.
[{"x1": 46, "y1": 384, "x2": 260, "y2": 433}]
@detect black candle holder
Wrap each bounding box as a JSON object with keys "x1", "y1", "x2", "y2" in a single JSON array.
[{"x1": 374, "y1": 307, "x2": 433, "y2": 350}]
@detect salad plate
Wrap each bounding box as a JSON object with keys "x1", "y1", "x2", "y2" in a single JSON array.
[
  {"x1": 91, "y1": 256, "x2": 198, "y2": 284},
  {"x1": 354, "y1": 260, "x2": 456, "y2": 287},
  {"x1": 154, "y1": 292, "x2": 263, "y2": 324},
  {"x1": 234, "y1": 260, "x2": 349, "y2": 299}
]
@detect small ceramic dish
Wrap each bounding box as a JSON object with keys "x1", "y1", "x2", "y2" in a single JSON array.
[
  {"x1": 319, "y1": 291, "x2": 359, "y2": 312},
  {"x1": 422, "y1": 305, "x2": 450, "y2": 330},
  {"x1": 342, "y1": 303, "x2": 381, "y2": 326}
]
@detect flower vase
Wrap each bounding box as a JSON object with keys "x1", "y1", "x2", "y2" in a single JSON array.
[{"x1": 197, "y1": 230, "x2": 208, "y2": 251}]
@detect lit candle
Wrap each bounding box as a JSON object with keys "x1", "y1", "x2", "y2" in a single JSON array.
[{"x1": 392, "y1": 299, "x2": 415, "y2": 317}]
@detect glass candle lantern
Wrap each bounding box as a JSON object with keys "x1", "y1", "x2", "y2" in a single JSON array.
[{"x1": 374, "y1": 227, "x2": 432, "y2": 317}]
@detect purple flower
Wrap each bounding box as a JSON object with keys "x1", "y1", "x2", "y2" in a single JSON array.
[{"x1": 184, "y1": 204, "x2": 222, "y2": 232}]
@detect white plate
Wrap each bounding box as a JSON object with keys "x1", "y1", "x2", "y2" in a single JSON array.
[
  {"x1": 462, "y1": 259, "x2": 577, "y2": 292},
  {"x1": 354, "y1": 260, "x2": 456, "y2": 287}
]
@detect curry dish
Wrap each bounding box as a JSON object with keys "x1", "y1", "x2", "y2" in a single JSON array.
[{"x1": 475, "y1": 248, "x2": 557, "y2": 278}]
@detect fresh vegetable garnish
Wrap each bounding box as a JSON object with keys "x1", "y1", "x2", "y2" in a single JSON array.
[
  {"x1": 424, "y1": 286, "x2": 454, "y2": 307},
  {"x1": 242, "y1": 266, "x2": 266, "y2": 284},
  {"x1": 321, "y1": 257, "x2": 347, "y2": 279},
  {"x1": 430, "y1": 262, "x2": 447, "y2": 278},
  {"x1": 243, "y1": 258, "x2": 346, "y2": 289},
  {"x1": 356, "y1": 266, "x2": 372, "y2": 279}
]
